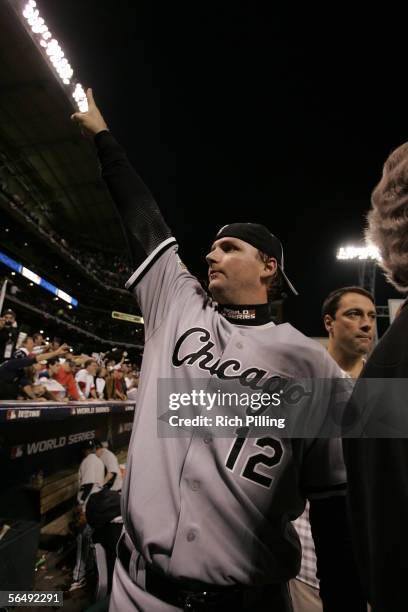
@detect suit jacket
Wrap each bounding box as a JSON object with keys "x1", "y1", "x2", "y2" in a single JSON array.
[{"x1": 343, "y1": 299, "x2": 408, "y2": 612}]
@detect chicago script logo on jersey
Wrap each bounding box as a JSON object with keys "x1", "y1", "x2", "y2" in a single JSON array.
[
  {"x1": 173, "y1": 327, "x2": 271, "y2": 387},
  {"x1": 172, "y1": 327, "x2": 311, "y2": 404}
]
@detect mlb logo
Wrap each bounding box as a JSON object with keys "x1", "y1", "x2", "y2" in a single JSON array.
[
  {"x1": 70, "y1": 407, "x2": 76, "y2": 416},
  {"x1": 11, "y1": 445, "x2": 24, "y2": 459},
  {"x1": 7, "y1": 410, "x2": 17, "y2": 420},
  {"x1": 118, "y1": 424, "x2": 123, "y2": 434}
]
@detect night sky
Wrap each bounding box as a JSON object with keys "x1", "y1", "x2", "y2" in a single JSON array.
[{"x1": 37, "y1": 2, "x2": 405, "y2": 336}]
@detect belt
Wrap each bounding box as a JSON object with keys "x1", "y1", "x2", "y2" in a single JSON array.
[{"x1": 117, "y1": 536, "x2": 291, "y2": 611}]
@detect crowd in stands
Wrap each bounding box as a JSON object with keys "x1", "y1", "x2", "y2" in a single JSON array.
[
  {"x1": 0, "y1": 308, "x2": 140, "y2": 401},
  {"x1": 3, "y1": 280, "x2": 142, "y2": 348},
  {"x1": 69, "y1": 244, "x2": 131, "y2": 285},
  {"x1": 0, "y1": 181, "x2": 133, "y2": 290}
]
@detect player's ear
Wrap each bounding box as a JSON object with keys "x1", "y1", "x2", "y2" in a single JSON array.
[
  {"x1": 324, "y1": 314, "x2": 334, "y2": 335},
  {"x1": 260, "y1": 256, "x2": 277, "y2": 280}
]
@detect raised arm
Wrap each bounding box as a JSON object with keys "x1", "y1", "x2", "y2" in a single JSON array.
[{"x1": 71, "y1": 89, "x2": 172, "y2": 269}]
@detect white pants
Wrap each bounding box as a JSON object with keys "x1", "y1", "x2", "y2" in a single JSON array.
[{"x1": 72, "y1": 524, "x2": 94, "y2": 583}]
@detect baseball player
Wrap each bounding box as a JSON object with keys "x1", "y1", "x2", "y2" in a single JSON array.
[
  {"x1": 72, "y1": 89, "x2": 364, "y2": 612},
  {"x1": 70, "y1": 441, "x2": 105, "y2": 591},
  {"x1": 94, "y1": 440, "x2": 123, "y2": 491},
  {"x1": 291, "y1": 286, "x2": 375, "y2": 611}
]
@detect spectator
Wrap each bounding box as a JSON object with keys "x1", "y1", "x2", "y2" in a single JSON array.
[
  {"x1": 32, "y1": 360, "x2": 47, "y2": 383},
  {"x1": 0, "y1": 343, "x2": 69, "y2": 400},
  {"x1": 95, "y1": 366, "x2": 107, "y2": 399},
  {"x1": 121, "y1": 363, "x2": 133, "y2": 390},
  {"x1": 106, "y1": 359, "x2": 116, "y2": 371},
  {"x1": 50, "y1": 337, "x2": 62, "y2": 351},
  {"x1": 75, "y1": 359, "x2": 98, "y2": 399},
  {"x1": 105, "y1": 369, "x2": 127, "y2": 400},
  {"x1": 18, "y1": 364, "x2": 65, "y2": 402},
  {"x1": 126, "y1": 372, "x2": 139, "y2": 401},
  {"x1": 13, "y1": 335, "x2": 34, "y2": 359},
  {"x1": 19, "y1": 377, "x2": 55, "y2": 401},
  {"x1": 0, "y1": 308, "x2": 19, "y2": 360},
  {"x1": 32, "y1": 332, "x2": 45, "y2": 354},
  {"x1": 18, "y1": 365, "x2": 43, "y2": 400},
  {"x1": 54, "y1": 359, "x2": 82, "y2": 401},
  {"x1": 38, "y1": 359, "x2": 68, "y2": 401}
]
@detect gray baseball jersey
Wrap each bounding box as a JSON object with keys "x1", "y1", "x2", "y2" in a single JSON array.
[{"x1": 118, "y1": 243, "x2": 345, "y2": 589}]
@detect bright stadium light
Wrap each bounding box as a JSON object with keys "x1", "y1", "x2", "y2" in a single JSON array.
[
  {"x1": 336, "y1": 244, "x2": 381, "y2": 262},
  {"x1": 21, "y1": 1, "x2": 87, "y2": 110},
  {"x1": 336, "y1": 241, "x2": 381, "y2": 306},
  {"x1": 72, "y1": 83, "x2": 88, "y2": 112}
]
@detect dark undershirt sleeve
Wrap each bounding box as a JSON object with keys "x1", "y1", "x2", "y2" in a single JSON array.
[
  {"x1": 94, "y1": 131, "x2": 172, "y2": 270},
  {"x1": 78, "y1": 483, "x2": 93, "y2": 504},
  {"x1": 103, "y1": 474, "x2": 116, "y2": 489}
]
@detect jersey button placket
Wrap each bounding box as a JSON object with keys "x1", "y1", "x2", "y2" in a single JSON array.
[
  {"x1": 190, "y1": 480, "x2": 200, "y2": 491},
  {"x1": 186, "y1": 530, "x2": 197, "y2": 542}
]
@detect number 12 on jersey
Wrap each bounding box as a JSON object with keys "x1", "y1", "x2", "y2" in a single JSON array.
[{"x1": 226, "y1": 427, "x2": 284, "y2": 488}]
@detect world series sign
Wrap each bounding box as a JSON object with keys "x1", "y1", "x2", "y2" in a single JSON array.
[{"x1": 2, "y1": 401, "x2": 135, "y2": 483}]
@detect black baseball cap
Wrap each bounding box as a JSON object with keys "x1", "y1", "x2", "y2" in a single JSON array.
[
  {"x1": 80, "y1": 440, "x2": 96, "y2": 452},
  {"x1": 216, "y1": 223, "x2": 298, "y2": 295}
]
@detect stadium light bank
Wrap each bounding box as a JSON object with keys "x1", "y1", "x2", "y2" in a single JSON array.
[
  {"x1": 336, "y1": 244, "x2": 381, "y2": 262},
  {"x1": 20, "y1": 0, "x2": 88, "y2": 112},
  {"x1": 336, "y1": 243, "x2": 381, "y2": 300}
]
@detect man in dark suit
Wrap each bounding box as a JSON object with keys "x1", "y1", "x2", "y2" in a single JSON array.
[{"x1": 343, "y1": 142, "x2": 408, "y2": 612}]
